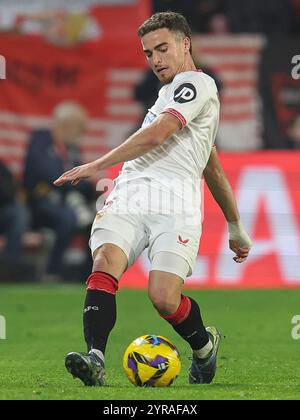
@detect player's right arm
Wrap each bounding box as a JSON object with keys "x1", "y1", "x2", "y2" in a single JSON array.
[
  {"x1": 203, "y1": 146, "x2": 252, "y2": 263},
  {"x1": 53, "y1": 113, "x2": 181, "y2": 187}
]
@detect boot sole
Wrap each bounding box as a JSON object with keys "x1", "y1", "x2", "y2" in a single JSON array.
[{"x1": 65, "y1": 352, "x2": 102, "y2": 386}]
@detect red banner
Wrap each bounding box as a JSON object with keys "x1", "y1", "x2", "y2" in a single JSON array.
[
  {"x1": 111, "y1": 151, "x2": 300, "y2": 289},
  {"x1": 0, "y1": 1, "x2": 150, "y2": 176}
]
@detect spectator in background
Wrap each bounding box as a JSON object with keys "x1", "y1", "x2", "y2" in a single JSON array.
[
  {"x1": 24, "y1": 101, "x2": 95, "y2": 282},
  {"x1": 0, "y1": 161, "x2": 30, "y2": 264},
  {"x1": 285, "y1": 115, "x2": 300, "y2": 149}
]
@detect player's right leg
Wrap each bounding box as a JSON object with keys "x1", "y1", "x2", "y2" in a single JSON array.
[
  {"x1": 65, "y1": 243, "x2": 128, "y2": 386},
  {"x1": 65, "y1": 188, "x2": 148, "y2": 386}
]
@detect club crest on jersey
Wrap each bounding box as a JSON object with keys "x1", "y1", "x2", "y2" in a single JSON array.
[
  {"x1": 95, "y1": 210, "x2": 105, "y2": 220},
  {"x1": 174, "y1": 83, "x2": 196, "y2": 103}
]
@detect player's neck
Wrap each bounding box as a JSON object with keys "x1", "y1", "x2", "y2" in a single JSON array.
[
  {"x1": 166, "y1": 58, "x2": 197, "y2": 84},
  {"x1": 180, "y1": 56, "x2": 197, "y2": 74}
]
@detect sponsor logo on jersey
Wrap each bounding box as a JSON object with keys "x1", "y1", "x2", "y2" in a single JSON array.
[{"x1": 174, "y1": 83, "x2": 196, "y2": 103}]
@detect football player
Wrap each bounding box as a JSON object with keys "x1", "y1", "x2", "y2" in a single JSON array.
[{"x1": 55, "y1": 12, "x2": 252, "y2": 386}]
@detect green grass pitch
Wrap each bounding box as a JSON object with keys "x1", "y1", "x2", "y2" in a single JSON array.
[{"x1": 0, "y1": 284, "x2": 299, "y2": 400}]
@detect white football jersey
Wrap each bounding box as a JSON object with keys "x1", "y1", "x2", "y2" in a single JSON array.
[{"x1": 117, "y1": 70, "x2": 220, "y2": 191}]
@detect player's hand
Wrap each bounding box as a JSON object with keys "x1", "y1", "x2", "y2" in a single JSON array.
[
  {"x1": 228, "y1": 220, "x2": 252, "y2": 263},
  {"x1": 229, "y1": 240, "x2": 251, "y2": 264},
  {"x1": 53, "y1": 162, "x2": 99, "y2": 187}
]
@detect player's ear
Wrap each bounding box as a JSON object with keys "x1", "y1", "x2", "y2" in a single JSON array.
[{"x1": 184, "y1": 37, "x2": 191, "y2": 54}]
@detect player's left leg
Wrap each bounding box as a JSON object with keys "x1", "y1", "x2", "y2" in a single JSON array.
[
  {"x1": 148, "y1": 257, "x2": 211, "y2": 355},
  {"x1": 148, "y1": 252, "x2": 221, "y2": 384}
]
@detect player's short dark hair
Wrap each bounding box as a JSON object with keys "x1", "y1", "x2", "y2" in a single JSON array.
[{"x1": 138, "y1": 12, "x2": 192, "y2": 53}]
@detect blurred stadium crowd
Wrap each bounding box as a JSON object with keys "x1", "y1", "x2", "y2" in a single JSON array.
[{"x1": 0, "y1": 0, "x2": 299, "y2": 284}]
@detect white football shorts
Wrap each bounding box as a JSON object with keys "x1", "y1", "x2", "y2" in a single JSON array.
[{"x1": 90, "y1": 178, "x2": 202, "y2": 279}]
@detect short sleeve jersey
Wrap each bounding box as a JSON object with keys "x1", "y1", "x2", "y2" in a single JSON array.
[{"x1": 120, "y1": 70, "x2": 220, "y2": 185}]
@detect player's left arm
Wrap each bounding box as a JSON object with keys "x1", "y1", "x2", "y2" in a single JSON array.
[
  {"x1": 203, "y1": 146, "x2": 252, "y2": 263},
  {"x1": 53, "y1": 113, "x2": 181, "y2": 186}
]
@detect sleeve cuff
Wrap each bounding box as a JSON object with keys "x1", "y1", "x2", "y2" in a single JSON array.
[{"x1": 162, "y1": 108, "x2": 187, "y2": 129}]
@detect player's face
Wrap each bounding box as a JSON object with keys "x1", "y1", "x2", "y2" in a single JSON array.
[{"x1": 141, "y1": 28, "x2": 189, "y2": 84}]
